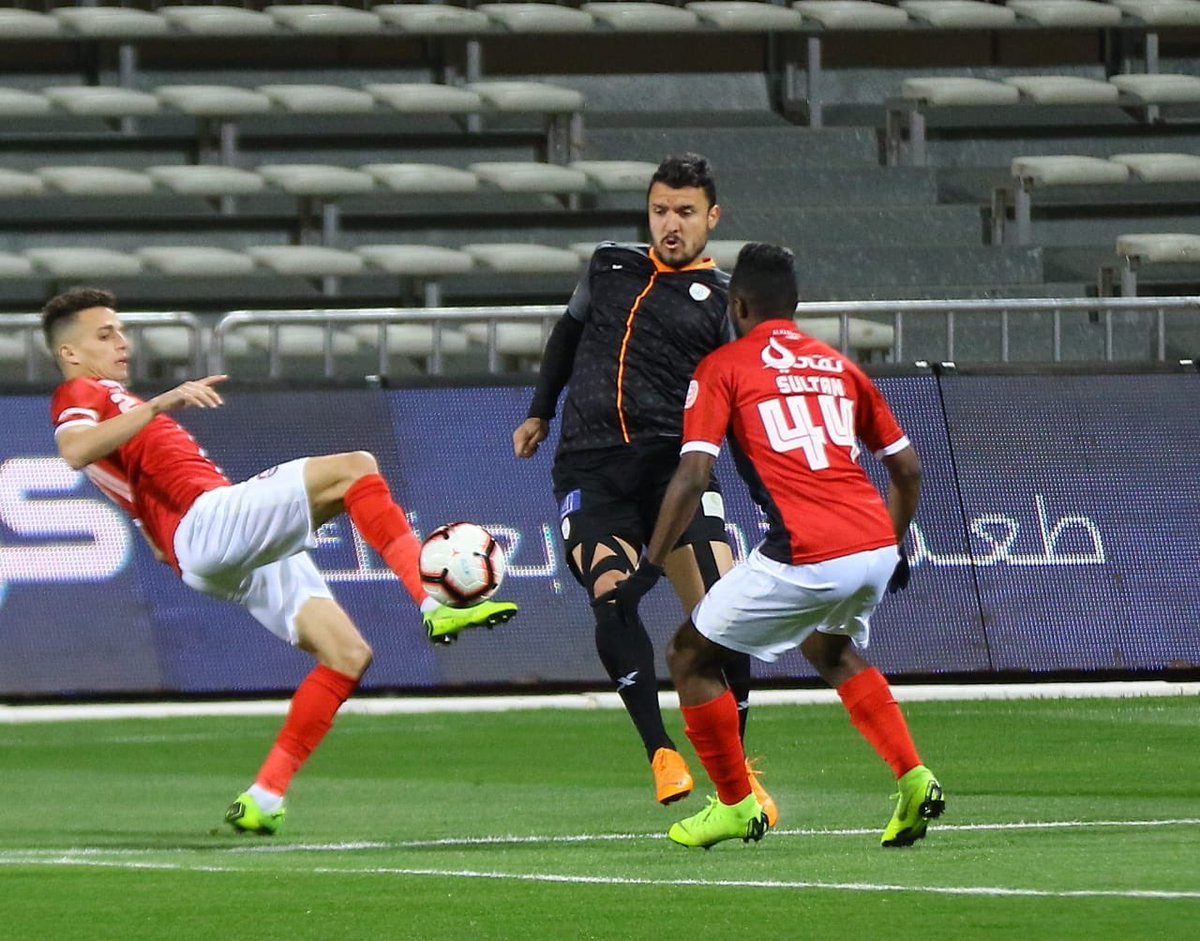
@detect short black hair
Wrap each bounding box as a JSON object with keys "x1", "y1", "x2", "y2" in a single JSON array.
[
  {"x1": 729, "y1": 242, "x2": 799, "y2": 320},
  {"x1": 648, "y1": 153, "x2": 716, "y2": 208},
  {"x1": 42, "y1": 286, "x2": 117, "y2": 352}
]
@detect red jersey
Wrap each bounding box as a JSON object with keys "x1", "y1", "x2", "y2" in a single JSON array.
[
  {"x1": 682, "y1": 319, "x2": 908, "y2": 565},
  {"x1": 50, "y1": 377, "x2": 230, "y2": 571}
]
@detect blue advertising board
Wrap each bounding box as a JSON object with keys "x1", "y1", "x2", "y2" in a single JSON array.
[{"x1": 1, "y1": 372, "x2": 1196, "y2": 698}]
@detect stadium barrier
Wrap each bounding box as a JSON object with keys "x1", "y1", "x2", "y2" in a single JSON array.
[{"x1": 1, "y1": 365, "x2": 1197, "y2": 699}]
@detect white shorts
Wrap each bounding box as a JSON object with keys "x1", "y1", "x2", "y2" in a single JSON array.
[
  {"x1": 692, "y1": 544, "x2": 899, "y2": 663},
  {"x1": 174, "y1": 457, "x2": 332, "y2": 645}
]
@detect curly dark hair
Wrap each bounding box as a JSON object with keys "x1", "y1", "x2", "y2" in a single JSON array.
[{"x1": 648, "y1": 153, "x2": 716, "y2": 207}]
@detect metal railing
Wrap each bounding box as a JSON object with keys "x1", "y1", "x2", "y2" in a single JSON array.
[
  {"x1": 6, "y1": 299, "x2": 1199, "y2": 383},
  {"x1": 0, "y1": 311, "x2": 204, "y2": 383}
]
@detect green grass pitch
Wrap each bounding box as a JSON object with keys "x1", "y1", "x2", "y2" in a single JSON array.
[{"x1": 1, "y1": 696, "x2": 1197, "y2": 940}]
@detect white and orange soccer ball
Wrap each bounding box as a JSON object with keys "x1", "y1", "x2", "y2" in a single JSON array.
[{"x1": 419, "y1": 521, "x2": 506, "y2": 608}]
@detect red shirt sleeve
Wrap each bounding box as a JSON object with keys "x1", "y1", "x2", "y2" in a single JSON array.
[
  {"x1": 681, "y1": 352, "x2": 734, "y2": 457},
  {"x1": 850, "y1": 365, "x2": 909, "y2": 458},
  {"x1": 51, "y1": 378, "x2": 110, "y2": 436}
]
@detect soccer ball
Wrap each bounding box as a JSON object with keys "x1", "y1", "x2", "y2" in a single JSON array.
[{"x1": 419, "y1": 521, "x2": 506, "y2": 608}]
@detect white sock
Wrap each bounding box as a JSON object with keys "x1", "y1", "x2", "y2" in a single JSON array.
[
  {"x1": 420, "y1": 597, "x2": 441, "y2": 614},
  {"x1": 248, "y1": 784, "x2": 284, "y2": 813}
]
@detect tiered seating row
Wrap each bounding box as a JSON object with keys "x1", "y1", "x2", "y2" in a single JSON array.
[{"x1": 0, "y1": 1, "x2": 1193, "y2": 42}]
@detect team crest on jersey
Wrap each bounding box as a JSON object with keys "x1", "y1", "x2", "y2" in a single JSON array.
[
  {"x1": 689, "y1": 283, "x2": 711, "y2": 301},
  {"x1": 684, "y1": 379, "x2": 699, "y2": 409},
  {"x1": 761, "y1": 337, "x2": 844, "y2": 374}
]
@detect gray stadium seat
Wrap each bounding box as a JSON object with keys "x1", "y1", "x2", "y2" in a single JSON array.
[
  {"x1": 365, "y1": 83, "x2": 484, "y2": 115},
  {"x1": 462, "y1": 243, "x2": 583, "y2": 274},
  {"x1": 1110, "y1": 72, "x2": 1200, "y2": 104},
  {"x1": 0, "y1": 89, "x2": 52, "y2": 118},
  {"x1": 468, "y1": 162, "x2": 590, "y2": 194},
  {"x1": 25, "y1": 247, "x2": 144, "y2": 279},
  {"x1": 1109, "y1": 152, "x2": 1200, "y2": 182},
  {"x1": 43, "y1": 87, "x2": 161, "y2": 119},
  {"x1": 371, "y1": 4, "x2": 491, "y2": 34},
  {"x1": 136, "y1": 247, "x2": 258, "y2": 278},
  {"x1": 354, "y1": 244, "x2": 476, "y2": 305},
  {"x1": 570, "y1": 160, "x2": 658, "y2": 191},
  {"x1": 1108, "y1": 0, "x2": 1200, "y2": 26},
  {"x1": 36, "y1": 167, "x2": 156, "y2": 198},
  {"x1": 686, "y1": 2, "x2": 806, "y2": 31},
  {"x1": 1007, "y1": 0, "x2": 1123, "y2": 27},
  {"x1": 1003, "y1": 75, "x2": 1120, "y2": 105},
  {"x1": 145, "y1": 165, "x2": 266, "y2": 198},
  {"x1": 582, "y1": 3, "x2": 701, "y2": 32},
  {"x1": 994, "y1": 155, "x2": 1131, "y2": 244},
  {"x1": 246, "y1": 245, "x2": 366, "y2": 277},
  {"x1": 264, "y1": 5, "x2": 383, "y2": 36},
  {"x1": 703, "y1": 240, "x2": 749, "y2": 270},
  {"x1": 1114, "y1": 233, "x2": 1200, "y2": 295},
  {"x1": 900, "y1": 1, "x2": 1018, "y2": 28},
  {"x1": 794, "y1": 316, "x2": 896, "y2": 359},
  {"x1": 360, "y1": 164, "x2": 480, "y2": 194},
  {"x1": 0, "y1": 10, "x2": 63, "y2": 40},
  {"x1": 0, "y1": 170, "x2": 44, "y2": 199},
  {"x1": 478, "y1": 3, "x2": 595, "y2": 32},
  {"x1": 257, "y1": 84, "x2": 376, "y2": 115},
  {"x1": 159, "y1": 7, "x2": 278, "y2": 37},
  {"x1": 793, "y1": 1, "x2": 910, "y2": 29},
  {"x1": 51, "y1": 7, "x2": 170, "y2": 40},
  {"x1": 0, "y1": 252, "x2": 36, "y2": 278},
  {"x1": 156, "y1": 85, "x2": 274, "y2": 117},
  {"x1": 886, "y1": 78, "x2": 1020, "y2": 165}
]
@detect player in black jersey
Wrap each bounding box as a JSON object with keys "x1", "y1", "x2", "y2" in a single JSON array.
[{"x1": 512, "y1": 154, "x2": 775, "y2": 821}]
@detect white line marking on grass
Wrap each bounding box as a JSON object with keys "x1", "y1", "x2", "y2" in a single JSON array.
[
  {"x1": 4, "y1": 816, "x2": 1197, "y2": 862},
  {"x1": 3, "y1": 681, "x2": 1198, "y2": 723},
  {"x1": 1, "y1": 856, "x2": 1197, "y2": 901}
]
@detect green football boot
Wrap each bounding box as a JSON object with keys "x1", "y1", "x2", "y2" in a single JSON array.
[
  {"x1": 668, "y1": 793, "x2": 770, "y2": 849},
  {"x1": 425, "y1": 599, "x2": 518, "y2": 644},
  {"x1": 881, "y1": 764, "x2": 945, "y2": 848},
  {"x1": 224, "y1": 792, "x2": 285, "y2": 836}
]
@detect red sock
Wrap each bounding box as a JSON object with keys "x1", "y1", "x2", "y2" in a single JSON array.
[
  {"x1": 837, "y1": 667, "x2": 921, "y2": 779},
  {"x1": 681, "y1": 690, "x2": 751, "y2": 806},
  {"x1": 255, "y1": 665, "x2": 359, "y2": 796},
  {"x1": 344, "y1": 474, "x2": 427, "y2": 606}
]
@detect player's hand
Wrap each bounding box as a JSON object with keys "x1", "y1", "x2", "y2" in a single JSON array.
[
  {"x1": 594, "y1": 558, "x2": 664, "y2": 613},
  {"x1": 151, "y1": 375, "x2": 228, "y2": 413},
  {"x1": 513, "y1": 417, "x2": 549, "y2": 458},
  {"x1": 887, "y1": 545, "x2": 910, "y2": 593}
]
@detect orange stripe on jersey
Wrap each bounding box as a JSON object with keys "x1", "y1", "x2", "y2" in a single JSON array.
[{"x1": 615, "y1": 271, "x2": 659, "y2": 444}]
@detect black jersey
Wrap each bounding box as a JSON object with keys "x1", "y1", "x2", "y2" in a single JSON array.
[{"x1": 531, "y1": 242, "x2": 731, "y2": 455}]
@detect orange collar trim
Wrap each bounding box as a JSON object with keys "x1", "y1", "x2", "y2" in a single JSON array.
[{"x1": 648, "y1": 247, "x2": 717, "y2": 274}]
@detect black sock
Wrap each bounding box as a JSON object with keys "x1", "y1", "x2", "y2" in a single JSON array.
[
  {"x1": 593, "y1": 600, "x2": 673, "y2": 761},
  {"x1": 723, "y1": 651, "x2": 753, "y2": 741}
]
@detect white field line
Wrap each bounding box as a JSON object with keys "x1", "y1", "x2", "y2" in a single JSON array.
[
  {"x1": 0, "y1": 855, "x2": 1196, "y2": 901},
  {"x1": 3, "y1": 816, "x2": 1197, "y2": 859},
  {"x1": 2, "y1": 681, "x2": 1198, "y2": 724}
]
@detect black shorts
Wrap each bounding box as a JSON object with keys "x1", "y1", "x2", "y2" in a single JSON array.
[{"x1": 552, "y1": 439, "x2": 728, "y2": 581}]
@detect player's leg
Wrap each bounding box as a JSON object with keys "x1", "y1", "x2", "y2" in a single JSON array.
[
  {"x1": 800, "y1": 546, "x2": 944, "y2": 846},
  {"x1": 305, "y1": 451, "x2": 517, "y2": 640},
  {"x1": 664, "y1": 619, "x2": 768, "y2": 848},
  {"x1": 222, "y1": 556, "x2": 371, "y2": 835}
]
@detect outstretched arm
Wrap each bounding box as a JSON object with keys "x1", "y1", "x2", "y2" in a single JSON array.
[{"x1": 56, "y1": 375, "x2": 227, "y2": 470}]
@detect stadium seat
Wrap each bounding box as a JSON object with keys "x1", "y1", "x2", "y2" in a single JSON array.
[
  {"x1": 0, "y1": 89, "x2": 52, "y2": 118},
  {"x1": 51, "y1": 7, "x2": 170, "y2": 40},
  {"x1": 1006, "y1": 1, "x2": 1123, "y2": 28},
  {"x1": 461, "y1": 321, "x2": 549, "y2": 370},
  {"x1": 361, "y1": 163, "x2": 480, "y2": 195},
  {"x1": 582, "y1": 3, "x2": 702, "y2": 32},
  {"x1": 35, "y1": 167, "x2": 156, "y2": 198},
  {"x1": 136, "y1": 246, "x2": 259, "y2": 278},
  {"x1": 886, "y1": 78, "x2": 1020, "y2": 165},
  {"x1": 372, "y1": 4, "x2": 491, "y2": 33},
  {"x1": 468, "y1": 162, "x2": 591, "y2": 195},
  {"x1": 257, "y1": 165, "x2": 376, "y2": 244},
  {"x1": 570, "y1": 160, "x2": 659, "y2": 191},
  {"x1": 0, "y1": 170, "x2": 45, "y2": 199},
  {"x1": 793, "y1": 1, "x2": 910, "y2": 29},
  {"x1": 159, "y1": 7, "x2": 278, "y2": 37},
  {"x1": 1109, "y1": 152, "x2": 1200, "y2": 183},
  {"x1": 899, "y1": 1, "x2": 1018, "y2": 28},
  {"x1": 704, "y1": 240, "x2": 750, "y2": 270},
  {"x1": 793, "y1": 316, "x2": 896, "y2": 358},
  {"x1": 257, "y1": 84, "x2": 376, "y2": 115},
  {"x1": 1109, "y1": 72, "x2": 1200, "y2": 104},
  {"x1": 354, "y1": 244, "x2": 476, "y2": 305},
  {"x1": 0, "y1": 10, "x2": 63, "y2": 40},
  {"x1": 993, "y1": 155, "x2": 1131, "y2": 244},
  {"x1": 264, "y1": 5, "x2": 383, "y2": 36},
  {"x1": 145, "y1": 165, "x2": 266, "y2": 198},
  {"x1": 43, "y1": 87, "x2": 161, "y2": 119},
  {"x1": 1107, "y1": 0, "x2": 1200, "y2": 26},
  {"x1": 0, "y1": 252, "x2": 36, "y2": 279},
  {"x1": 478, "y1": 3, "x2": 595, "y2": 32},
  {"x1": 246, "y1": 245, "x2": 365, "y2": 295},
  {"x1": 1003, "y1": 75, "x2": 1120, "y2": 105},
  {"x1": 156, "y1": 85, "x2": 274, "y2": 118},
  {"x1": 1114, "y1": 232, "x2": 1200, "y2": 295},
  {"x1": 365, "y1": 83, "x2": 484, "y2": 115},
  {"x1": 462, "y1": 244, "x2": 583, "y2": 274},
  {"x1": 686, "y1": 2, "x2": 806, "y2": 31},
  {"x1": 24, "y1": 247, "x2": 144, "y2": 279},
  {"x1": 348, "y1": 323, "x2": 472, "y2": 374}
]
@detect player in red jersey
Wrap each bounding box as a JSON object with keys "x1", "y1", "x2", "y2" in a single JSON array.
[
  {"x1": 43, "y1": 287, "x2": 517, "y2": 835},
  {"x1": 610, "y1": 244, "x2": 944, "y2": 849}
]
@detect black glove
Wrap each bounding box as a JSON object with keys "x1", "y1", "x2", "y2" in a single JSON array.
[
  {"x1": 887, "y1": 545, "x2": 910, "y2": 594},
  {"x1": 593, "y1": 558, "x2": 664, "y2": 612}
]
